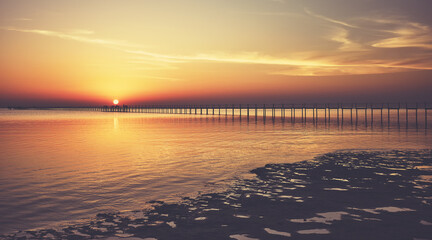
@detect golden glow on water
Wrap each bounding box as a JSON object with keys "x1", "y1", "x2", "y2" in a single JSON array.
[{"x1": 0, "y1": 109, "x2": 430, "y2": 234}]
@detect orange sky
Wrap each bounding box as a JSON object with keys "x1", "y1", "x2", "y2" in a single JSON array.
[{"x1": 1, "y1": 0, "x2": 432, "y2": 106}]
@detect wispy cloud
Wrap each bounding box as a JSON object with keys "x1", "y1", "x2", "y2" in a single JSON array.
[
  {"x1": 272, "y1": 65, "x2": 404, "y2": 77},
  {"x1": 305, "y1": 9, "x2": 432, "y2": 50},
  {"x1": 367, "y1": 18, "x2": 432, "y2": 49},
  {"x1": 1, "y1": 27, "x2": 141, "y2": 49},
  {"x1": 235, "y1": 11, "x2": 299, "y2": 17},
  {"x1": 3, "y1": 21, "x2": 432, "y2": 77},
  {"x1": 128, "y1": 49, "x2": 432, "y2": 76},
  {"x1": 127, "y1": 57, "x2": 180, "y2": 70},
  {"x1": 13, "y1": 18, "x2": 32, "y2": 21},
  {"x1": 3, "y1": 26, "x2": 331, "y2": 69},
  {"x1": 68, "y1": 29, "x2": 95, "y2": 35},
  {"x1": 328, "y1": 27, "x2": 365, "y2": 51},
  {"x1": 304, "y1": 8, "x2": 358, "y2": 29},
  {"x1": 126, "y1": 50, "x2": 336, "y2": 68},
  {"x1": 296, "y1": 9, "x2": 432, "y2": 74}
]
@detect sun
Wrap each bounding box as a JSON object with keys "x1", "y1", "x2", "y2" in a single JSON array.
[{"x1": 113, "y1": 99, "x2": 119, "y2": 105}]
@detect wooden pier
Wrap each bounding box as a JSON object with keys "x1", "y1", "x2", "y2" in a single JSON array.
[{"x1": 91, "y1": 103, "x2": 431, "y2": 128}]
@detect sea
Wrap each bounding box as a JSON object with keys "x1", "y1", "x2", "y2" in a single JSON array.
[{"x1": 0, "y1": 108, "x2": 430, "y2": 235}]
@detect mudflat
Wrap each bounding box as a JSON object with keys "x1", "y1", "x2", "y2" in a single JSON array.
[{"x1": 2, "y1": 150, "x2": 431, "y2": 240}]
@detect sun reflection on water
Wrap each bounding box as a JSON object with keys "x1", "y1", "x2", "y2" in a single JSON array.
[{"x1": 0, "y1": 109, "x2": 430, "y2": 234}]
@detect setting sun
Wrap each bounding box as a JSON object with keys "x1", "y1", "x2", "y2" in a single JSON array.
[{"x1": 113, "y1": 99, "x2": 119, "y2": 105}]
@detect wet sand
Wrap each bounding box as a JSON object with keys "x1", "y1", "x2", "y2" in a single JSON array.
[{"x1": 2, "y1": 150, "x2": 431, "y2": 240}]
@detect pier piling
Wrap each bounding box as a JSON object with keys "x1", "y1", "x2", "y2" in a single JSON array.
[
  {"x1": 95, "y1": 103, "x2": 429, "y2": 128},
  {"x1": 247, "y1": 104, "x2": 249, "y2": 120}
]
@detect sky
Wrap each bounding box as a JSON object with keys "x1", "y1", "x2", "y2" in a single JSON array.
[{"x1": 1, "y1": 0, "x2": 432, "y2": 106}]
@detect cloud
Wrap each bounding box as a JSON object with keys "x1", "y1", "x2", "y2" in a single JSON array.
[
  {"x1": 3, "y1": 21, "x2": 432, "y2": 77},
  {"x1": 297, "y1": 9, "x2": 432, "y2": 74},
  {"x1": 68, "y1": 29, "x2": 95, "y2": 35},
  {"x1": 127, "y1": 57, "x2": 180, "y2": 70},
  {"x1": 368, "y1": 19, "x2": 432, "y2": 49},
  {"x1": 272, "y1": 65, "x2": 404, "y2": 76},
  {"x1": 235, "y1": 11, "x2": 300, "y2": 17},
  {"x1": 304, "y1": 8, "x2": 358, "y2": 29},
  {"x1": 328, "y1": 27, "x2": 365, "y2": 51},
  {"x1": 13, "y1": 18, "x2": 32, "y2": 21},
  {"x1": 126, "y1": 50, "x2": 336, "y2": 68},
  {"x1": 129, "y1": 49, "x2": 432, "y2": 76},
  {"x1": 1, "y1": 27, "x2": 141, "y2": 49},
  {"x1": 306, "y1": 9, "x2": 432, "y2": 50},
  {"x1": 3, "y1": 26, "x2": 329, "y2": 70}
]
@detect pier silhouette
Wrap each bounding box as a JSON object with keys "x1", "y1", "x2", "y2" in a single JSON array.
[{"x1": 87, "y1": 103, "x2": 432, "y2": 129}]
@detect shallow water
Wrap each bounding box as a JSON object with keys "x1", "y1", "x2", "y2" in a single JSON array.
[{"x1": 0, "y1": 109, "x2": 430, "y2": 234}]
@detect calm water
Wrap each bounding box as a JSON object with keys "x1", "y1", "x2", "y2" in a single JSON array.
[{"x1": 0, "y1": 109, "x2": 430, "y2": 234}]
